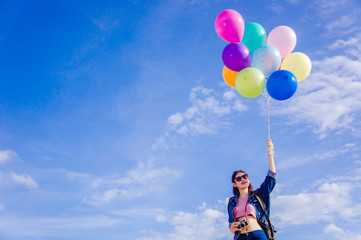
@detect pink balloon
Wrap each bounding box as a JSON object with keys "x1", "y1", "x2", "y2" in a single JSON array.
[
  {"x1": 215, "y1": 9, "x2": 245, "y2": 43},
  {"x1": 267, "y1": 26, "x2": 297, "y2": 59}
]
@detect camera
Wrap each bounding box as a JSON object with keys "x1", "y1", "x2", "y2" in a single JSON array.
[{"x1": 237, "y1": 219, "x2": 249, "y2": 229}]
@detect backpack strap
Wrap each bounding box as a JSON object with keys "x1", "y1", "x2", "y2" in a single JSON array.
[{"x1": 252, "y1": 190, "x2": 275, "y2": 239}]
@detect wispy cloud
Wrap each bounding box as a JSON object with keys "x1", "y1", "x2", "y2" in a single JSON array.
[
  {"x1": 168, "y1": 86, "x2": 248, "y2": 136},
  {"x1": 271, "y1": 34, "x2": 361, "y2": 138},
  {"x1": 278, "y1": 143, "x2": 358, "y2": 169},
  {"x1": 324, "y1": 223, "x2": 361, "y2": 240},
  {"x1": 311, "y1": 0, "x2": 361, "y2": 36},
  {"x1": 0, "y1": 149, "x2": 17, "y2": 164},
  {"x1": 9, "y1": 173, "x2": 39, "y2": 189},
  {"x1": 153, "y1": 86, "x2": 248, "y2": 150},
  {"x1": 0, "y1": 214, "x2": 122, "y2": 237},
  {"x1": 273, "y1": 168, "x2": 361, "y2": 228},
  {"x1": 91, "y1": 13, "x2": 120, "y2": 32},
  {"x1": 136, "y1": 201, "x2": 230, "y2": 240},
  {"x1": 313, "y1": 0, "x2": 348, "y2": 18},
  {"x1": 82, "y1": 158, "x2": 182, "y2": 206}
]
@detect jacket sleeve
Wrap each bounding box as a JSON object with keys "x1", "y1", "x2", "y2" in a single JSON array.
[
  {"x1": 227, "y1": 198, "x2": 233, "y2": 224},
  {"x1": 256, "y1": 170, "x2": 277, "y2": 210}
]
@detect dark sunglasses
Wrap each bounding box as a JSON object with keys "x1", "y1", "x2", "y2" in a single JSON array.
[{"x1": 234, "y1": 174, "x2": 248, "y2": 182}]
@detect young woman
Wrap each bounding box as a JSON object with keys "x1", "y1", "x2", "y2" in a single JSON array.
[{"x1": 227, "y1": 139, "x2": 277, "y2": 240}]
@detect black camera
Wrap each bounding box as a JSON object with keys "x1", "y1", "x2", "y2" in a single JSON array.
[{"x1": 237, "y1": 219, "x2": 249, "y2": 229}]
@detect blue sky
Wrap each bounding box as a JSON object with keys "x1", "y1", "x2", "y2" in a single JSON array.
[{"x1": 0, "y1": 0, "x2": 361, "y2": 239}]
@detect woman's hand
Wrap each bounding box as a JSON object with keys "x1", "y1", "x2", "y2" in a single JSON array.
[
  {"x1": 267, "y1": 139, "x2": 276, "y2": 173},
  {"x1": 229, "y1": 222, "x2": 239, "y2": 234},
  {"x1": 267, "y1": 139, "x2": 274, "y2": 157}
]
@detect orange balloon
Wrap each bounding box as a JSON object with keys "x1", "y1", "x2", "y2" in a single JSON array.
[{"x1": 222, "y1": 66, "x2": 239, "y2": 88}]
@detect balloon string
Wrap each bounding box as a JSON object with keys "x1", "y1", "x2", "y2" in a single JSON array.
[{"x1": 262, "y1": 91, "x2": 271, "y2": 140}]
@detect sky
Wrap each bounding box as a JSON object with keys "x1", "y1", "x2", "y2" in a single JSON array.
[{"x1": 0, "y1": 0, "x2": 361, "y2": 239}]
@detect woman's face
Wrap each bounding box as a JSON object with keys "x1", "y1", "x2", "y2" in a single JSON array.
[{"x1": 233, "y1": 172, "x2": 250, "y2": 190}]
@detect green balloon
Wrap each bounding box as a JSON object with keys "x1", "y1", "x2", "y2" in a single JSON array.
[
  {"x1": 235, "y1": 67, "x2": 266, "y2": 98},
  {"x1": 241, "y1": 22, "x2": 267, "y2": 55}
]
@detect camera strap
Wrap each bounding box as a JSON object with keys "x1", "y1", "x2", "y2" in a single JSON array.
[{"x1": 252, "y1": 190, "x2": 275, "y2": 240}]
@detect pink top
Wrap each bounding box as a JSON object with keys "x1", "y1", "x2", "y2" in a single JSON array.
[{"x1": 234, "y1": 197, "x2": 257, "y2": 219}]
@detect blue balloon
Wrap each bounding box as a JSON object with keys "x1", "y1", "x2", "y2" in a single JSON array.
[
  {"x1": 252, "y1": 45, "x2": 281, "y2": 78},
  {"x1": 266, "y1": 70, "x2": 298, "y2": 101}
]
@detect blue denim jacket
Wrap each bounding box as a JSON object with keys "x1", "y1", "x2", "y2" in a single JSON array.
[{"x1": 227, "y1": 170, "x2": 277, "y2": 239}]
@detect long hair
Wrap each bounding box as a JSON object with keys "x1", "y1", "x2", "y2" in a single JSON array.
[{"x1": 231, "y1": 170, "x2": 253, "y2": 195}]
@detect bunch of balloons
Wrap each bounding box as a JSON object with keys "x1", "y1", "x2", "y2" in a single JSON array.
[{"x1": 216, "y1": 9, "x2": 312, "y2": 100}]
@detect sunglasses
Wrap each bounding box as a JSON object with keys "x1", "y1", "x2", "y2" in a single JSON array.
[{"x1": 234, "y1": 174, "x2": 248, "y2": 182}]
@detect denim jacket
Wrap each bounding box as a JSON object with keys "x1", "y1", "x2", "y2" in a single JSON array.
[{"x1": 227, "y1": 170, "x2": 277, "y2": 239}]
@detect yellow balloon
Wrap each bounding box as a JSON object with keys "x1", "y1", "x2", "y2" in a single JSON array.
[
  {"x1": 281, "y1": 52, "x2": 312, "y2": 82},
  {"x1": 222, "y1": 66, "x2": 239, "y2": 88}
]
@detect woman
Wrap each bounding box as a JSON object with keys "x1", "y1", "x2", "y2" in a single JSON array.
[{"x1": 227, "y1": 139, "x2": 277, "y2": 240}]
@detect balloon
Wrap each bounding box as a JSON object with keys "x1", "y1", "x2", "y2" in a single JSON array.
[
  {"x1": 252, "y1": 45, "x2": 281, "y2": 78},
  {"x1": 267, "y1": 26, "x2": 297, "y2": 59},
  {"x1": 241, "y1": 22, "x2": 267, "y2": 55},
  {"x1": 266, "y1": 70, "x2": 298, "y2": 101},
  {"x1": 222, "y1": 66, "x2": 238, "y2": 88},
  {"x1": 235, "y1": 67, "x2": 266, "y2": 98},
  {"x1": 281, "y1": 52, "x2": 312, "y2": 82},
  {"x1": 215, "y1": 9, "x2": 245, "y2": 42},
  {"x1": 222, "y1": 42, "x2": 252, "y2": 72}
]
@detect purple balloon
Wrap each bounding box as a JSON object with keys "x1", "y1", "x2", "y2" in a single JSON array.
[{"x1": 222, "y1": 43, "x2": 251, "y2": 72}]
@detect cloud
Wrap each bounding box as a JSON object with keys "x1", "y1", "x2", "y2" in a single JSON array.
[
  {"x1": 324, "y1": 224, "x2": 361, "y2": 240},
  {"x1": 313, "y1": 0, "x2": 348, "y2": 18},
  {"x1": 278, "y1": 143, "x2": 358, "y2": 169},
  {"x1": 271, "y1": 35, "x2": 361, "y2": 138},
  {"x1": 0, "y1": 214, "x2": 122, "y2": 237},
  {"x1": 10, "y1": 173, "x2": 39, "y2": 189},
  {"x1": 91, "y1": 13, "x2": 120, "y2": 32},
  {"x1": 136, "y1": 202, "x2": 230, "y2": 240},
  {"x1": 273, "y1": 169, "x2": 361, "y2": 228},
  {"x1": 83, "y1": 159, "x2": 182, "y2": 206},
  {"x1": 311, "y1": 0, "x2": 361, "y2": 36},
  {"x1": 268, "y1": 4, "x2": 284, "y2": 14},
  {"x1": 167, "y1": 87, "x2": 248, "y2": 137},
  {"x1": 152, "y1": 86, "x2": 248, "y2": 150},
  {"x1": 0, "y1": 149, "x2": 17, "y2": 164},
  {"x1": 328, "y1": 33, "x2": 361, "y2": 59}
]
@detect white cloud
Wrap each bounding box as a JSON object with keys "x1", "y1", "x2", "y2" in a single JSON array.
[
  {"x1": 324, "y1": 15, "x2": 356, "y2": 34},
  {"x1": 0, "y1": 214, "x2": 122, "y2": 237},
  {"x1": 313, "y1": 0, "x2": 348, "y2": 18},
  {"x1": 271, "y1": 35, "x2": 361, "y2": 138},
  {"x1": 324, "y1": 224, "x2": 361, "y2": 240},
  {"x1": 278, "y1": 143, "x2": 358, "y2": 169},
  {"x1": 83, "y1": 159, "x2": 181, "y2": 206},
  {"x1": 269, "y1": 4, "x2": 284, "y2": 14},
  {"x1": 328, "y1": 33, "x2": 361, "y2": 59},
  {"x1": 273, "y1": 177, "x2": 361, "y2": 228},
  {"x1": 311, "y1": 0, "x2": 361, "y2": 37},
  {"x1": 222, "y1": 90, "x2": 236, "y2": 101},
  {"x1": 168, "y1": 113, "x2": 184, "y2": 125},
  {"x1": 10, "y1": 173, "x2": 39, "y2": 189},
  {"x1": 285, "y1": 0, "x2": 299, "y2": 4},
  {"x1": 165, "y1": 86, "x2": 247, "y2": 138},
  {"x1": 0, "y1": 149, "x2": 17, "y2": 164},
  {"x1": 233, "y1": 99, "x2": 248, "y2": 112},
  {"x1": 136, "y1": 203, "x2": 230, "y2": 240},
  {"x1": 152, "y1": 86, "x2": 249, "y2": 150}
]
